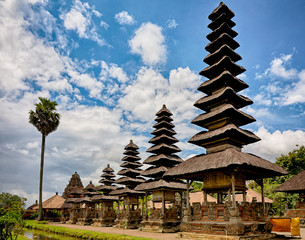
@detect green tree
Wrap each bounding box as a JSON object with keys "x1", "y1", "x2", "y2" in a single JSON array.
[
  {"x1": 29, "y1": 97, "x2": 60, "y2": 221},
  {"x1": 0, "y1": 193, "x2": 26, "y2": 240}
]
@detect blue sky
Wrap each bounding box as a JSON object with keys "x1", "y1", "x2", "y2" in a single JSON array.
[{"x1": 1, "y1": 0, "x2": 305, "y2": 207}]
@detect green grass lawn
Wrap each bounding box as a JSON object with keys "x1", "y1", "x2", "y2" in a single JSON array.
[{"x1": 24, "y1": 220, "x2": 153, "y2": 240}]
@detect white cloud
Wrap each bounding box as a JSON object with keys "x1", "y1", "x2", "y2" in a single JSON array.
[
  {"x1": 61, "y1": 0, "x2": 106, "y2": 46},
  {"x1": 129, "y1": 22, "x2": 166, "y2": 66},
  {"x1": 100, "y1": 20, "x2": 109, "y2": 29},
  {"x1": 167, "y1": 19, "x2": 178, "y2": 29},
  {"x1": 114, "y1": 11, "x2": 135, "y2": 25},
  {"x1": 244, "y1": 126, "x2": 305, "y2": 162},
  {"x1": 265, "y1": 54, "x2": 297, "y2": 80},
  {"x1": 100, "y1": 61, "x2": 129, "y2": 83},
  {"x1": 282, "y1": 69, "x2": 305, "y2": 105}
]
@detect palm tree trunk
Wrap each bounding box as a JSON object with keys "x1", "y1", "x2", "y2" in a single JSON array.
[{"x1": 38, "y1": 134, "x2": 46, "y2": 221}]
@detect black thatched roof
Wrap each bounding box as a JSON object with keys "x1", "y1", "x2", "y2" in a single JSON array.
[
  {"x1": 275, "y1": 170, "x2": 305, "y2": 193},
  {"x1": 85, "y1": 181, "x2": 96, "y2": 191},
  {"x1": 164, "y1": 148, "x2": 287, "y2": 180},
  {"x1": 135, "y1": 179, "x2": 187, "y2": 191},
  {"x1": 90, "y1": 194, "x2": 118, "y2": 202},
  {"x1": 103, "y1": 164, "x2": 114, "y2": 173},
  {"x1": 110, "y1": 187, "x2": 145, "y2": 196}
]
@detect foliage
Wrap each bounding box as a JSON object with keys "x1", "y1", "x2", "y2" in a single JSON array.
[
  {"x1": 0, "y1": 193, "x2": 26, "y2": 240},
  {"x1": 191, "y1": 181, "x2": 203, "y2": 192},
  {"x1": 29, "y1": 97, "x2": 60, "y2": 221},
  {"x1": 24, "y1": 220, "x2": 152, "y2": 240}
]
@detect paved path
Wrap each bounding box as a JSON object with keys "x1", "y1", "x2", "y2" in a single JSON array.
[{"x1": 49, "y1": 222, "x2": 305, "y2": 240}]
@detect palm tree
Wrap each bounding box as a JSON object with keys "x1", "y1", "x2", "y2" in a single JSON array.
[{"x1": 29, "y1": 97, "x2": 60, "y2": 220}]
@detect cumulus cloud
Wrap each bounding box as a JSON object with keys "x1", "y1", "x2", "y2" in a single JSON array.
[
  {"x1": 244, "y1": 126, "x2": 305, "y2": 162},
  {"x1": 114, "y1": 11, "x2": 135, "y2": 25},
  {"x1": 167, "y1": 19, "x2": 178, "y2": 29},
  {"x1": 129, "y1": 22, "x2": 167, "y2": 66},
  {"x1": 62, "y1": 0, "x2": 106, "y2": 45}
]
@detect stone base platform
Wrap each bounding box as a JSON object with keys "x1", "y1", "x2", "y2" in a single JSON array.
[
  {"x1": 180, "y1": 220, "x2": 273, "y2": 239},
  {"x1": 180, "y1": 232, "x2": 275, "y2": 240},
  {"x1": 140, "y1": 220, "x2": 180, "y2": 233}
]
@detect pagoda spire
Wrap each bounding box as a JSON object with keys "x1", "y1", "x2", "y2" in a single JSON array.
[
  {"x1": 96, "y1": 164, "x2": 118, "y2": 195},
  {"x1": 188, "y1": 2, "x2": 260, "y2": 154},
  {"x1": 115, "y1": 140, "x2": 145, "y2": 189}
]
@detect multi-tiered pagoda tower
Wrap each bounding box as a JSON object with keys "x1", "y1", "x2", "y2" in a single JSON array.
[
  {"x1": 165, "y1": 2, "x2": 287, "y2": 238},
  {"x1": 96, "y1": 164, "x2": 118, "y2": 195},
  {"x1": 62, "y1": 172, "x2": 84, "y2": 199},
  {"x1": 111, "y1": 140, "x2": 145, "y2": 229},
  {"x1": 136, "y1": 105, "x2": 186, "y2": 232}
]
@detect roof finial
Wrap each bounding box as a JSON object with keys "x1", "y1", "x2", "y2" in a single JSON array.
[
  {"x1": 130, "y1": 139, "x2": 133, "y2": 143},
  {"x1": 107, "y1": 163, "x2": 110, "y2": 167},
  {"x1": 163, "y1": 104, "x2": 166, "y2": 108}
]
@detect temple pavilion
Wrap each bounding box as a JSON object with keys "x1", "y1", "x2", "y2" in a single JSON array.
[
  {"x1": 135, "y1": 105, "x2": 187, "y2": 233},
  {"x1": 164, "y1": 2, "x2": 287, "y2": 238},
  {"x1": 92, "y1": 164, "x2": 119, "y2": 227},
  {"x1": 62, "y1": 171, "x2": 84, "y2": 199},
  {"x1": 110, "y1": 140, "x2": 145, "y2": 229},
  {"x1": 275, "y1": 169, "x2": 305, "y2": 227}
]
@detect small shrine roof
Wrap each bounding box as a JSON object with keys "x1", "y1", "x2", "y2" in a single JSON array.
[
  {"x1": 188, "y1": 123, "x2": 260, "y2": 147},
  {"x1": 120, "y1": 161, "x2": 143, "y2": 168},
  {"x1": 191, "y1": 104, "x2": 255, "y2": 129},
  {"x1": 90, "y1": 194, "x2": 119, "y2": 202},
  {"x1": 100, "y1": 172, "x2": 116, "y2": 178},
  {"x1": 200, "y1": 55, "x2": 245, "y2": 79},
  {"x1": 115, "y1": 176, "x2": 145, "y2": 185},
  {"x1": 98, "y1": 178, "x2": 115, "y2": 184},
  {"x1": 123, "y1": 149, "x2": 139, "y2": 156},
  {"x1": 208, "y1": 13, "x2": 235, "y2": 31},
  {"x1": 164, "y1": 148, "x2": 288, "y2": 180},
  {"x1": 74, "y1": 196, "x2": 92, "y2": 203},
  {"x1": 69, "y1": 187, "x2": 84, "y2": 195},
  {"x1": 135, "y1": 179, "x2": 187, "y2": 191},
  {"x1": 96, "y1": 185, "x2": 118, "y2": 191},
  {"x1": 194, "y1": 87, "x2": 253, "y2": 111},
  {"x1": 143, "y1": 154, "x2": 183, "y2": 166},
  {"x1": 121, "y1": 155, "x2": 141, "y2": 162},
  {"x1": 153, "y1": 121, "x2": 174, "y2": 129},
  {"x1": 151, "y1": 127, "x2": 176, "y2": 136},
  {"x1": 208, "y1": 2, "x2": 234, "y2": 21},
  {"x1": 198, "y1": 70, "x2": 248, "y2": 95},
  {"x1": 85, "y1": 181, "x2": 96, "y2": 191},
  {"x1": 155, "y1": 115, "x2": 173, "y2": 123},
  {"x1": 275, "y1": 170, "x2": 305, "y2": 193},
  {"x1": 117, "y1": 168, "x2": 142, "y2": 176}
]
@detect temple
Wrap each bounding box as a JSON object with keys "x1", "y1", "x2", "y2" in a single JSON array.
[
  {"x1": 111, "y1": 140, "x2": 145, "y2": 229},
  {"x1": 135, "y1": 105, "x2": 187, "y2": 232},
  {"x1": 164, "y1": 2, "x2": 287, "y2": 238},
  {"x1": 62, "y1": 172, "x2": 84, "y2": 199}
]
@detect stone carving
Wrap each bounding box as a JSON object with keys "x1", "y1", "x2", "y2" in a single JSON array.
[
  {"x1": 224, "y1": 201, "x2": 230, "y2": 221},
  {"x1": 226, "y1": 223, "x2": 245, "y2": 235},
  {"x1": 192, "y1": 202, "x2": 201, "y2": 220},
  {"x1": 208, "y1": 202, "x2": 216, "y2": 220}
]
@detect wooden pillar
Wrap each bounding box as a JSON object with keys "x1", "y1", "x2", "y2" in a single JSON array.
[
  {"x1": 117, "y1": 200, "x2": 120, "y2": 214},
  {"x1": 231, "y1": 173, "x2": 236, "y2": 208},
  {"x1": 243, "y1": 191, "x2": 246, "y2": 202},
  {"x1": 145, "y1": 192, "x2": 148, "y2": 216},
  {"x1": 228, "y1": 189, "x2": 232, "y2": 203},
  {"x1": 186, "y1": 180, "x2": 190, "y2": 210},
  {"x1": 260, "y1": 179, "x2": 265, "y2": 216},
  {"x1": 203, "y1": 191, "x2": 208, "y2": 204},
  {"x1": 141, "y1": 196, "x2": 144, "y2": 215},
  {"x1": 161, "y1": 190, "x2": 165, "y2": 215}
]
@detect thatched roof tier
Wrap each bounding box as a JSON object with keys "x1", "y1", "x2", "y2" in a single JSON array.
[
  {"x1": 98, "y1": 179, "x2": 115, "y2": 185},
  {"x1": 149, "y1": 134, "x2": 178, "y2": 145},
  {"x1": 194, "y1": 87, "x2": 253, "y2": 111},
  {"x1": 61, "y1": 202, "x2": 72, "y2": 209},
  {"x1": 155, "y1": 115, "x2": 173, "y2": 122},
  {"x1": 90, "y1": 194, "x2": 119, "y2": 202},
  {"x1": 64, "y1": 197, "x2": 78, "y2": 203},
  {"x1": 188, "y1": 123, "x2": 260, "y2": 147},
  {"x1": 200, "y1": 55, "x2": 245, "y2": 79},
  {"x1": 69, "y1": 187, "x2": 84, "y2": 196},
  {"x1": 115, "y1": 176, "x2": 145, "y2": 185},
  {"x1": 117, "y1": 168, "x2": 142, "y2": 177},
  {"x1": 121, "y1": 155, "x2": 141, "y2": 162},
  {"x1": 206, "y1": 33, "x2": 238, "y2": 55},
  {"x1": 141, "y1": 166, "x2": 169, "y2": 178},
  {"x1": 110, "y1": 187, "x2": 145, "y2": 196},
  {"x1": 100, "y1": 172, "x2": 116, "y2": 178},
  {"x1": 164, "y1": 148, "x2": 287, "y2": 180},
  {"x1": 153, "y1": 120, "x2": 174, "y2": 129},
  {"x1": 198, "y1": 70, "x2": 248, "y2": 95},
  {"x1": 96, "y1": 185, "x2": 118, "y2": 191},
  {"x1": 85, "y1": 181, "x2": 96, "y2": 192},
  {"x1": 62, "y1": 171, "x2": 84, "y2": 199},
  {"x1": 275, "y1": 170, "x2": 305, "y2": 193},
  {"x1": 146, "y1": 143, "x2": 181, "y2": 154},
  {"x1": 208, "y1": 13, "x2": 235, "y2": 31},
  {"x1": 135, "y1": 179, "x2": 187, "y2": 191},
  {"x1": 204, "y1": 44, "x2": 240, "y2": 66},
  {"x1": 124, "y1": 140, "x2": 139, "y2": 150},
  {"x1": 156, "y1": 104, "x2": 172, "y2": 116},
  {"x1": 120, "y1": 161, "x2": 143, "y2": 168},
  {"x1": 143, "y1": 154, "x2": 183, "y2": 166},
  {"x1": 75, "y1": 196, "x2": 92, "y2": 203},
  {"x1": 191, "y1": 104, "x2": 255, "y2": 129},
  {"x1": 208, "y1": 2, "x2": 234, "y2": 21},
  {"x1": 206, "y1": 23, "x2": 237, "y2": 42},
  {"x1": 151, "y1": 127, "x2": 176, "y2": 136},
  {"x1": 103, "y1": 164, "x2": 114, "y2": 173},
  {"x1": 123, "y1": 149, "x2": 139, "y2": 156}
]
